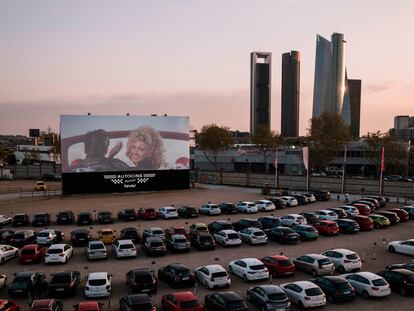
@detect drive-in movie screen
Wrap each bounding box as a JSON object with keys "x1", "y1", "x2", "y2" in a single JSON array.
[{"x1": 60, "y1": 115, "x2": 190, "y2": 194}]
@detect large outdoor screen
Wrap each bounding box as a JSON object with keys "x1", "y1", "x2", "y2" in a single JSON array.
[{"x1": 60, "y1": 115, "x2": 190, "y2": 194}]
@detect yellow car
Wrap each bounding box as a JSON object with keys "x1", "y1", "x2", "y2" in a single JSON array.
[
  {"x1": 98, "y1": 229, "x2": 116, "y2": 244},
  {"x1": 34, "y1": 181, "x2": 47, "y2": 191},
  {"x1": 189, "y1": 223, "x2": 209, "y2": 236}
]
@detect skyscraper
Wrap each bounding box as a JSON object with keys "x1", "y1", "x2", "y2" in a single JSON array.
[
  {"x1": 281, "y1": 51, "x2": 300, "y2": 137},
  {"x1": 250, "y1": 52, "x2": 272, "y2": 136},
  {"x1": 312, "y1": 33, "x2": 351, "y2": 124},
  {"x1": 348, "y1": 79, "x2": 361, "y2": 138}
]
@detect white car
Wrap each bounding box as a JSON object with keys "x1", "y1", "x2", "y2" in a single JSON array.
[
  {"x1": 280, "y1": 214, "x2": 307, "y2": 227},
  {"x1": 0, "y1": 245, "x2": 18, "y2": 264},
  {"x1": 236, "y1": 201, "x2": 258, "y2": 213},
  {"x1": 341, "y1": 206, "x2": 360, "y2": 217},
  {"x1": 341, "y1": 272, "x2": 391, "y2": 298},
  {"x1": 255, "y1": 200, "x2": 276, "y2": 212},
  {"x1": 113, "y1": 239, "x2": 137, "y2": 258},
  {"x1": 85, "y1": 272, "x2": 112, "y2": 298},
  {"x1": 158, "y1": 207, "x2": 178, "y2": 219},
  {"x1": 36, "y1": 229, "x2": 59, "y2": 246},
  {"x1": 281, "y1": 196, "x2": 298, "y2": 207},
  {"x1": 45, "y1": 244, "x2": 73, "y2": 264},
  {"x1": 280, "y1": 281, "x2": 326, "y2": 309},
  {"x1": 213, "y1": 230, "x2": 242, "y2": 247},
  {"x1": 321, "y1": 248, "x2": 362, "y2": 273},
  {"x1": 387, "y1": 239, "x2": 414, "y2": 256},
  {"x1": 238, "y1": 227, "x2": 268, "y2": 245},
  {"x1": 0, "y1": 215, "x2": 12, "y2": 225},
  {"x1": 143, "y1": 227, "x2": 166, "y2": 241},
  {"x1": 199, "y1": 203, "x2": 221, "y2": 215},
  {"x1": 314, "y1": 210, "x2": 338, "y2": 221},
  {"x1": 195, "y1": 264, "x2": 231, "y2": 289},
  {"x1": 229, "y1": 258, "x2": 269, "y2": 282}
]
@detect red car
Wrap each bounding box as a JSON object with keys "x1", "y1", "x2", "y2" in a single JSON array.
[
  {"x1": 0, "y1": 300, "x2": 19, "y2": 311},
  {"x1": 19, "y1": 244, "x2": 45, "y2": 264},
  {"x1": 261, "y1": 255, "x2": 295, "y2": 277},
  {"x1": 161, "y1": 292, "x2": 205, "y2": 311},
  {"x1": 314, "y1": 220, "x2": 340, "y2": 235},
  {"x1": 352, "y1": 203, "x2": 371, "y2": 216},
  {"x1": 387, "y1": 209, "x2": 410, "y2": 221},
  {"x1": 73, "y1": 302, "x2": 103, "y2": 311},
  {"x1": 164, "y1": 226, "x2": 189, "y2": 239},
  {"x1": 352, "y1": 215, "x2": 374, "y2": 230},
  {"x1": 30, "y1": 299, "x2": 62, "y2": 311},
  {"x1": 138, "y1": 208, "x2": 158, "y2": 220}
]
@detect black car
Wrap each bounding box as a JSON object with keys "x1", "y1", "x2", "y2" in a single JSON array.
[
  {"x1": 310, "y1": 276, "x2": 356, "y2": 303},
  {"x1": 218, "y1": 203, "x2": 238, "y2": 214},
  {"x1": 386, "y1": 261, "x2": 414, "y2": 272},
  {"x1": 158, "y1": 263, "x2": 196, "y2": 288},
  {"x1": 205, "y1": 291, "x2": 248, "y2": 311},
  {"x1": 77, "y1": 212, "x2": 92, "y2": 225},
  {"x1": 32, "y1": 213, "x2": 51, "y2": 227},
  {"x1": 177, "y1": 206, "x2": 198, "y2": 218},
  {"x1": 166, "y1": 235, "x2": 190, "y2": 253},
  {"x1": 48, "y1": 271, "x2": 81, "y2": 297},
  {"x1": 141, "y1": 236, "x2": 167, "y2": 256},
  {"x1": 292, "y1": 194, "x2": 308, "y2": 205},
  {"x1": 42, "y1": 173, "x2": 62, "y2": 181},
  {"x1": 56, "y1": 211, "x2": 75, "y2": 225},
  {"x1": 376, "y1": 211, "x2": 400, "y2": 225},
  {"x1": 98, "y1": 211, "x2": 114, "y2": 224},
  {"x1": 335, "y1": 219, "x2": 360, "y2": 233},
  {"x1": 328, "y1": 208, "x2": 348, "y2": 219},
  {"x1": 8, "y1": 271, "x2": 47, "y2": 297},
  {"x1": 359, "y1": 198, "x2": 380, "y2": 209},
  {"x1": 0, "y1": 229, "x2": 14, "y2": 244},
  {"x1": 266, "y1": 226, "x2": 300, "y2": 244},
  {"x1": 190, "y1": 232, "x2": 215, "y2": 250},
  {"x1": 232, "y1": 218, "x2": 262, "y2": 231},
  {"x1": 126, "y1": 268, "x2": 157, "y2": 294},
  {"x1": 258, "y1": 216, "x2": 282, "y2": 230},
  {"x1": 70, "y1": 229, "x2": 91, "y2": 246},
  {"x1": 118, "y1": 209, "x2": 137, "y2": 221},
  {"x1": 246, "y1": 285, "x2": 291, "y2": 310},
  {"x1": 9, "y1": 230, "x2": 36, "y2": 247},
  {"x1": 120, "y1": 294, "x2": 155, "y2": 311},
  {"x1": 208, "y1": 221, "x2": 234, "y2": 234},
  {"x1": 311, "y1": 190, "x2": 331, "y2": 201},
  {"x1": 367, "y1": 195, "x2": 387, "y2": 207},
  {"x1": 12, "y1": 214, "x2": 30, "y2": 227},
  {"x1": 378, "y1": 269, "x2": 414, "y2": 296},
  {"x1": 265, "y1": 197, "x2": 287, "y2": 209},
  {"x1": 299, "y1": 212, "x2": 320, "y2": 225},
  {"x1": 120, "y1": 227, "x2": 140, "y2": 244}
]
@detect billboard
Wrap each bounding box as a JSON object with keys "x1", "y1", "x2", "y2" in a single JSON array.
[{"x1": 60, "y1": 115, "x2": 190, "y2": 194}]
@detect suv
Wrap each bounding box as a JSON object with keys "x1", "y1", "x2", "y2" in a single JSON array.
[
  {"x1": 32, "y1": 213, "x2": 51, "y2": 227},
  {"x1": 97, "y1": 211, "x2": 113, "y2": 224},
  {"x1": 118, "y1": 209, "x2": 137, "y2": 221},
  {"x1": 142, "y1": 237, "x2": 167, "y2": 256},
  {"x1": 56, "y1": 211, "x2": 74, "y2": 225},
  {"x1": 77, "y1": 212, "x2": 92, "y2": 226},
  {"x1": 12, "y1": 214, "x2": 30, "y2": 227},
  {"x1": 191, "y1": 232, "x2": 215, "y2": 250},
  {"x1": 177, "y1": 206, "x2": 198, "y2": 218}
]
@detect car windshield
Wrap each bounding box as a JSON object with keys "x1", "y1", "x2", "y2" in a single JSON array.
[
  {"x1": 174, "y1": 238, "x2": 187, "y2": 243},
  {"x1": 120, "y1": 244, "x2": 134, "y2": 250},
  {"x1": 124, "y1": 231, "x2": 137, "y2": 237},
  {"x1": 14, "y1": 275, "x2": 31, "y2": 283},
  {"x1": 150, "y1": 241, "x2": 164, "y2": 247},
  {"x1": 12, "y1": 233, "x2": 25, "y2": 239},
  {"x1": 21, "y1": 249, "x2": 35, "y2": 254},
  {"x1": 281, "y1": 228, "x2": 295, "y2": 234},
  {"x1": 250, "y1": 264, "x2": 265, "y2": 271},
  {"x1": 90, "y1": 244, "x2": 105, "y2": 250},
  {"x1": 279, "y1": 259, "x2": 293, "y2": 266},
  {"x1": 227, "y1": 233, "x2": 239, "y2": 239},
  {"x1": 372, "y1": 278, "x2": 388, "y2": 286},
  {"x1": 14, "y1": 215, "x2": 25, "y2": 220},
  {"x1": 305, "y1": 287, "x2": 323, "y2": 296},
  {"x1": 199, "y1": 235, "x2": 213, "y2": 242},
  {"x1": 328, "y1": 223, "x2": 337, "y2": 227},
  {"x1": 346, "y1": 254, "x2": 358, "y2": 260},
  {"x1": 335, "y1": 282, "x2": 353, "y2": 291},
  {"x1": 318, "y1": 259, "x2": 331, "y2": 266},
  {"x1": 34, "y1": 214, "x2": 46, "y2": 219},
  {"x1": 89, "y1": 279, "x2": 106, "y2": 286},
  {"x1": 180, "y1": 300, "x2": 200, "y2": 308},
  {"x1": 152, "y1": 230, "x2": 164, "y2": 235},
  {"x1": 38, "y1": 232, "x2": 50, "y2": 237},
  {"x1": 253, "y1": 231, "x2": 265, "y2": 237},
  {"x1": 51, "y1": 274, "x2": 71, "y2": 283},
  {"x1": 48, "y1": 248, "x2": 63, "y2": 254},
  {"x1": 134, "y1": 273, "x2": 152, "y2": 282},
  {"x1": 212, "y1": 271, "x2": 227, "y2": 278},
  {"x1": 267, "y1": 292, "x2": 287, "y2": 300}
]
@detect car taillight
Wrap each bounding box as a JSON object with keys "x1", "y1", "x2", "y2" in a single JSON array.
[{"x1": 371, "y1": 287, "x2": 379, "y2": 290}]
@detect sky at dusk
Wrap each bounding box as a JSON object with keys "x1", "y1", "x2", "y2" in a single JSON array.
[{"x1": 1, "y1": 0, "x2": 413, "y2": 136}]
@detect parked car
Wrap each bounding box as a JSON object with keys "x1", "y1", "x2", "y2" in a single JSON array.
[
  {"x1": 97, "y1": 211, "x2": 113, "y2": 224},
  {"x1": 120, "y1": 227, "x2": 140, "y2": 244},
  {"x1": 85, "y1": 241, "x2": 108, "y2": 260},
  {"x1": 0, "y1": 274, "x2": 6, "y2": 291},
  {"x1": 37, "y1": 229, "x2": 64, "y2": 246},
  {"x1": 291, "y1": 224, "x2": 319, "y2": 241},
  {"x1": 377, "y1": 269, "x2": 414, "y2": 296},
  {"x1": 164, "y1": 226, "x2": 189, "y2": 239},
  {"x1": 387, "y1": 208, "x2": 410, "y2": 221},
  {"x1": 77, "y1": 212, "x2": 92, "y2": 225},
  {"x1": 0, "y1": 230, "x2": 14, "y2": 244},
  {"x1": 9, "y1": 230, "x2": 36, "y2": 247},
  {"x1": 370, "y1": 214, "x2": 391, "y2": 228},
  {"x1": 401, "y1": 206, "x2": 414, "y2": 219},
  {"x1": 70, "y1": 229, "x2": 91, "y2": 246},
  {"x1": 387, "y1": 239, "x2": 414, "y2": 256},
  {"x1": 166, "y1": 235, "x2": 190, "y2": 253},
  {"x1": 260, "y1": 255, "x2": 295, "y2": 277},
  {"x1": 280, "y1": 214, "x2": 307, "y2": 227},
  {"x1": 119, "y1": 294, "x2": 156, "y2": 311},
  {"x1": 265, "y1": 197, "x2": 287, "y2": 209},
  {"x1": 84, "y1": 272, "x2": 112, "y2": 298},
  {"x1": 341, "y1": 272, "x2": 391, "y2": 298},
  {"x1": 341, "y1": 206, "x2": 360, "y2": 217},
  {"x1": 12, "y1": 214, "x2": 30, "y2": 227},
  {"x1": 255, "y1": 199, "x2": 276, "y2": 211},
  {"x1": 313, "y1": 221, "x2": 340, "y2": 236},
  {"x1": 229, "y1": 258, "x2": 269, "y2": 282},
  {"x1": 314, "y1": 210, "x2": 338, "y2": 221},
  {"x1": 386, "y1": 261, "x2": 414, "y2": 272},
  {"x1": 376, "y1": 211, "x2": 400, "y2": 225},
  {"x1": 8, "y1": 271, "x2": 46, "y2": 297},
  {"x1": 30, "y1": 299, "x2": 63, "y2": 311},
  {"x1": 45, "y1": 244, "x2": 73, "y2": 264},
  {"x1": 161, "y1": 292, "x2": 204, "y2": 311},
  {"x1": 311, "y1": 190, "x2": 330, "y2": 201},
  {"x1": 280, "y1": 281, "x2": 326, "y2": 309},
  {"x1": 352, "y1": 215, "x2": 374, "y2": 230},
  {"x1": 190, "y1": 232, "x2": 215, "y2": 250},
  {"x1": 141, "y1": 236, "x2": 167, "y2": 256},
  {"x1": 205, "y1": 291, "x2": 247, "y2": 311},
  {"x1": 310, "y1": 276, "x2": 355, "y2": 303},
  {"x1": 48, "y1": 270, "x2": 81, "y2": 297},
  {"x1": 0, "y1": 215, "x2": 12, "y2": 226},
  {"x1": 143, "y1": 227, "x2": 165, "y2": 241},
  {"x1": 158, "y1": 263, "x2": 196, "y2": 288},
  {"x1": 195, "y1": 265, "x2": 231, "y2": 289},
  {"x1": 238, "y1": 227, "x2": 267, "y2": 245},
  {"x1": 0, "y1": 244, "x2": 18, "y2": 264},
  {"x1": 34, "y1": 181, "x2": 48, "y2": 191},
  {"x1": 126, "y1": 268, "x2": 157, "y2": 294},
  {"x1": 352, "y1": 200, "x2": 376, "y2": 211},
  {"x1": 236, "y1": 201, "x2": 258, "y2": 213},
  {"x1": 218, "y1": 203, "x2": 238, "y2": 214},
  {"x1": 292, "y1": 254, "x2": 335, "y2": 277},
  {"x1": 189, "y1": 223, "x2": 209, "y2": 237},
  {"x1": 137, "y1": 208, "x2": 158, "y2": 220},
  {"x1": 356, "y1": 198, "x2": 380, "y2": 209},
  {"x1": 32, "y1": 213, "x2": 51, "y2": 227},
  {"x1": 233, "y1": 218, "x2": 262, "y2": 231},
  {"x1": 73, "y1": 302, "x2": 103, "y2": 311},
  {"x1": 0, "y1": 300, "x2": 19, "y2": 311},
  {"x1": 158, "y1": 207, "x2": 178, "y2": 219},
  {"x1": 56, "y1": 211, "x2": 74, "y2": 225},
  {"x1": 177, "y1": 206, "x2": 198, "y2": 218},
  {"x1": 280, "y1": 196, "x2": 298, "y2": 207},
  {"x1": 335, "y1": 219, "x2": 360, "y2": 233},
  {"x1": 321, "y1": 249, "x2": 362, "y2": 273},
  {"x1": 327, "y1": 207, "x2": 348, "y2": 219},
  {"x1": 299, "y1": 212, "x2": 319, "y2": 225},
  {"x1": 257, "y1": 224, "x2": 289, "y2": 244},
  {"x1": 118, "y1": 209, "x2": 138, "y2": 221},
  {"x1": 246, "y1": 285, "x2": 291, "y2": 311},
  {"x1": 292, "y1": 194, "x2": 308, "y2": 205},
  {"x1": 208, "y1": 221, "x2": 233, "y2": 235},
  {"x1": 351, "y1": 203, "x2": 371, "y2": 216},
  {"x1": 98, "y1": 229, "x2": 116, "y2": 245},
  {"x1": 199, "y1": 203, "x2": 221, "y2": 216},
  {"x1": 113, "y1": 240, "x2": 137, "y2": 258},
  {"x1": 213, "y1": 230, "x2": 242, "y2": 247},
  {"x1": 302, "y1": 193, "x2": 317, "y2": 203},
  {"x1": 257, "y1": 216, "x2": 281, "y2": 230}
]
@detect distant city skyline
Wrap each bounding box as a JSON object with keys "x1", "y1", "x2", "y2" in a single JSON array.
[{"x1": 0, "y1": 0, "x2": 413, "y2": 136}]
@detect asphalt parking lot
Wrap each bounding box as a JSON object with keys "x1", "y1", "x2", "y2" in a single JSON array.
[{"x1": 0, "y1": 185, "x2": 413, "y2": 310}]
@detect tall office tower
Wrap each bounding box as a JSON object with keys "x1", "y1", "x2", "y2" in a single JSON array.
[
  {"x1": 312, "y1": 33, "x2": 351, "y2": 124},
  {"x1": 348, "y1": 79, "x2": 362, "y2": 138},
  {"x1": 281, "y1": 51, "x2": 300, "y2": 137},
  {"x1": 250, "y1": 52, "x2": 272, "y2": 136}
]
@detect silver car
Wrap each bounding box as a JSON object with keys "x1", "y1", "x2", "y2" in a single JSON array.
[
  {"x1": 85, "y1": 241, "x2": 108, "y2": 260},
  {"x1": 292, "y1": 254, "x2": 335, "y2": 277}
]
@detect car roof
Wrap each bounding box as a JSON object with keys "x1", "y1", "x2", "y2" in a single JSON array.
[
  {"x1": 243, "y1": 227, "x2": 262, "y2": 232},
  {"x1": 16, "y1": 271, "x2": 35, "y2": 277},
  {"x1": 267, "y1": 255, "x2": 289, "y2": 260},
  {"x1": 167, "y1": 263, "x2": 189, "y2": 270},
  {"x1": 198, "y1": 264, "x2": 225, "y2": 272},
  {"x1": 126, "y1": 294, "x2": 151, "y2": 304},
  {"x1": 22, "y1": 244, "x2": 38, "y2": 249},
  {"x1": 88, "y1": 240, "x2": 104, "y2": 245},
  {"x1": 217, "y1": 291, "x2": 242, "y2": 301},
  {"x1": 318, "y1": 209, "x2": 334, "y2": 213},
  {"x1": 239, "y1": 258, "x2": 263, "y2": 265},
  {"x1": 49, "y1": 244, "x2": 68, "y2": 249},
  {"x1": 32, "y1": 299, "x2": 53, "y2": 307},
  {"x1": 171, "y1": 234, "x2": 187, "y2": 239},
  {"x1": 302, "y1": 254, "x2": 327, "y2": 259},
  {"x1": 173, "y1": 291, "x2": 197, "y2": 301},
  {"x1": 131, "y1": 268, "x2": 151, "y2": 275},
  {"x1": 328, "y1": 248, "x2": 355, "y2": 254},
  {"x1": 39, "y1": 229, "x2": 55, "y2": 233},
  {"x1": 88, "y1": 272, "x2": 108, "y2": 279},
  {"x1": 317, "y1": 276, "x2": 348, "y2": 283},
  {"x1": 351, "y1": 272, "x2": 381, "y2": 280},
  {"x1": 286, "y1": 214, "x2": 303, "y2": 217},
  {"x1": 284, "y1": 281, "x2": 317, "y2": 289},
  {"x1": 148, "y1": 227, "x2": 163, "y2": 231},
  {"x1": 390, "y1": 269, "x2": 414, "y2": 276},
  {"x1": 147, "y1": 236, "x2": 163, "y2": 242},
  {"x1": 256, "y1": 285, "x2": 285, "y2": 293},
  {"x1": 117, "y1": 239, "x2": 134, "y2": 244},
  {"x1": 220, "y1": 229, "x2": 237, "y2": 234}
]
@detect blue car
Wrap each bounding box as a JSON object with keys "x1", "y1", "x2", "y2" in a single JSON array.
[
  {"x1": 401, "y1": 206, "x2": 414, "y2": 220},
  {"x1": 258, "y1": 216, "x2": 282, "y2": 230},
  {"x1": 291, "y1": 224, "x2": 319, "y2": 241}
]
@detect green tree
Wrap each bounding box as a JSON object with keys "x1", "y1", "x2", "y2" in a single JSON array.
[
  {"x1": 195, "y1": 124, "x2": 234, "y2": 170},
  {"x1": 251, "y1": 125, "x2": 281, "y2": 174},
  {"x1": 307, "y1": 112, "x2": 352, "y2": 170}
]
